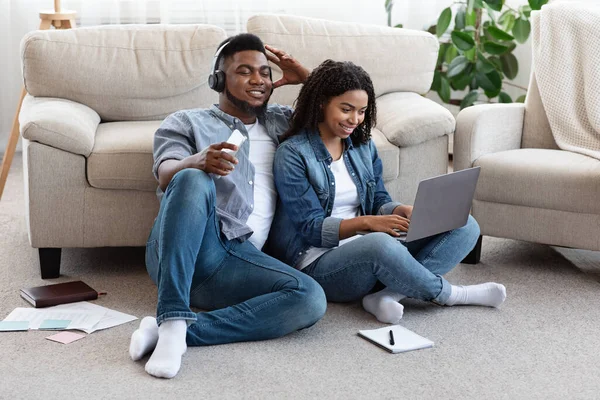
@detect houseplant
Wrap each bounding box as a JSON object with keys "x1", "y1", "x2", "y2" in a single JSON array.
[{"x1": 386, "y1": 0, "x2": 549, "y2": 109}]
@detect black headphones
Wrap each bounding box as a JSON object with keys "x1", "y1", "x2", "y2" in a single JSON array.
[
  {"x1": 208, "y1": 40, "x2": 231, "y2": 93},
  {"x1": 208, "y1": 39, "x2": 273, "y2": 93}
]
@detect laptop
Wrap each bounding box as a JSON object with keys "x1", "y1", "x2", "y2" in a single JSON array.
[{"x1": 358, "y1": 167, "x2": 481, "y2": 243}]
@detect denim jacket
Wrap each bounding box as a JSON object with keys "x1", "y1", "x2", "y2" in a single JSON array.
[
  {"x1": 265, "y1": 129, "x2": 402, "y2": 267},
  {"x1": 153, "y1": 104, "x2": 292, "y2": 241}
]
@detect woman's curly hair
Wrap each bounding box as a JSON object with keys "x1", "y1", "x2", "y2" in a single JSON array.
[{"x1": 284, "y1": 60, "x2": 376, "y2": 145}]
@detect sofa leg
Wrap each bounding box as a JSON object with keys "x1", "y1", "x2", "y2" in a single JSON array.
[
  {"x1": 462, "y1": 235, "x2": 482, "y2": 264},
  {"x1": 39, "y1": 248, "x2": 61, "y2": 279}
]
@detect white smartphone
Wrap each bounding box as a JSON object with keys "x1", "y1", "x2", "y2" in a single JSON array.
[
  {"x1": 213, "y1": 129, "x2": 246, "y2": 179},
  {"x1": 221, "y1": 129, "x2": 246, "y2": 160}
]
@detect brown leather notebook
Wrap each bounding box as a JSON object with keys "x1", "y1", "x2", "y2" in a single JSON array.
[{"x1": 20, "y1": 280, "x2": 98, "y2": 308}]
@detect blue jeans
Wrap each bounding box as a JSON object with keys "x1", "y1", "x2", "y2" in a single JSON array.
[
  {"x1": 303, "y1": 216, "x2": 481, "y2": 304},
  {"x1": 146, "y1": 169, "x2": 327, "y2": 346}
]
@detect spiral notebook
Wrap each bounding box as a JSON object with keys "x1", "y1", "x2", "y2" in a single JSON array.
[{"x1": 358, "y1": 325, "x2": 434, "y2": 353}]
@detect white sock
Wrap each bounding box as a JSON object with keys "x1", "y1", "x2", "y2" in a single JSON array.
[
  {"x1": 129, "y1": 316, "x2": 159, "y2": 361},
  {"x1": 145, "y1": 319, "x2": 188, "y2": 379},
  {"x1": 362, "y1": 289, "x2": 406, "y2": 324},
  {"x1": 445, "y1": 283, "x2": 507, "y2": 307}
]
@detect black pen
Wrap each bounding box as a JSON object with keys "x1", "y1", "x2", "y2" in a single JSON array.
[{"x1": 389, "y1": 329, "x2": 395, "y2": 345}]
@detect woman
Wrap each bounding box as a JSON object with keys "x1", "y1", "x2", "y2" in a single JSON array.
[{"x1": 266, "y1": 60, "x2": 506, "y2": 324}]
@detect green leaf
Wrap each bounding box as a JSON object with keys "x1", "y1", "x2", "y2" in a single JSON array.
[
  {"x1": 451, "y1": 65, "x2": 475, "y2": 90},
  {"x1": 516, "y1": 94, "x2": 527, "y2": 103},
  {"x1": 444, "y1": 45, "x2": 458, "y2": 64},
  {"x1": 465, "y1": 48, "x2": 477, "y2": 62},
  {"x1": 438, "y1": 76, "x2": 451, "y2": 103},
  {"x1": 484, "y1": 88, "x2": 501, "y2": 99},
  {"x1": 447, "y1": 56, "x2": 470, "y2": 78},
  {"x1": 476, "y1": 53, "x2": 497, "y2": 74},
  {"x1": 467, "y1": 0, "x2": 475, "y2": 14},
  {"x1": 519, "y1": 5, "x2": 532, "y2": 18},
  {"x1": 500, "y1": 52, "x2": 519, "y2": 79},
  {"x1": 451, "y1": 31, "x2": 475, "y2": 51},
  {"x1": 436, "y1": 43, "x2": 448, "y2": 67},
  {"x1": 528, "y1": 0, "x2": 548, "y2": 11},
  {"x1": 455, "y1": 6, "x2": 466, "y2": 30},
  {"x1": 437, "y1": 7, "x2": 452, "y2": 37},
  {"x1": 483, "y1": 0, "x2": 504, "y2": 12},
  {"x1": 499, "y1": 12, "x2": 516, "y2": 32},
  {"x1": 466, "y1": 9, "x2": 477, "y2": 26},
  {"x1": 476, "y1": 69, "x2": 502, "y2": 93},
  {"x1": 488, "y1": 56, "x2": 503, "y2": 71},
  {"x1": 499, "y1": 92, "x2": 513, "y2": 103},
  {"x1": 512, "y1": 17, "x2": 531, "y2": 43},
  {"x1": 460, "y1": 90, "x2": 480, "y2": 109},
  {"x1": 487, "y1": 26, "x2": 514, "y2": 41},
  {"x1": 431, "y1": 70, "x2": 442, "y2": 91},
  {"x1": 394, "y1": 23, "x2": 403, "y2": 28},
  {"x1": 427, "y1": 25, "x2": 437, "y2": 35},
  {"x1": 483, "y1": 41, "x2": 510, "y2": 54}
]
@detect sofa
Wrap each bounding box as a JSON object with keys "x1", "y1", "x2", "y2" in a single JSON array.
[{"x1": 19, "y1": 14, "x2": 454, "y2": 278}]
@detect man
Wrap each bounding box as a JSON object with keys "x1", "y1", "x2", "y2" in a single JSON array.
[{"x1": 129, "y1": 33, "x2": 326, "y2": 379}]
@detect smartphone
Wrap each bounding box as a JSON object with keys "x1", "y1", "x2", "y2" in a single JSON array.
[
  {"x1": 213, "y1": 129, "x2": 246, "y2": 179},
  {"x1": 221, "y1": 129, "x2": 246, "y2": 161}
]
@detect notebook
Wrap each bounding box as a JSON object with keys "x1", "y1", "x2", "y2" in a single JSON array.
[
  {"x1": 20, "y1": 281, "x2": 98, "y2": 308},
  {"x1": 358, "y1": 325, "x2": 434, "y2": 353}
]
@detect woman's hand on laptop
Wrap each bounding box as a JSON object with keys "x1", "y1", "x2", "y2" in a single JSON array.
[
  {"x1": 392, "y1": 205, "x2": 413, "y2": 220},
  {"x1": 363, "y1": 215, "x2": 409, "y2": 237}
]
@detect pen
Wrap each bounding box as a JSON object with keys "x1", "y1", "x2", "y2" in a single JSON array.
[{"x1": 389, "y1": 329, "x2": 395, "y2": 345}]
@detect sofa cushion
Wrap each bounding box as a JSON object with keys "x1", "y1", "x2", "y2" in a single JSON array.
[
  {"x1": 474, "y1": 148, "x2": 600, "y2": 214},
  {"x1": 21, "y1": 25, "x2": 227, "y2": 121},
  {"x1": 376, "y1": 92, "x2": 455, "y2": 147},
  {"x1": 87, "y1": 121, "x2": 159, "y2": 191},
  {"x1": 371, "y1": 128, "x2": 399, "y2": 182}
]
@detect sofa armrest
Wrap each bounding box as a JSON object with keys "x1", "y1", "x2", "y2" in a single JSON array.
[
  {"x1": 19, "y1": 95, "x2": 100, "y2": 157},
  {"x1": 376, "y1": 93, "x2": 455, "y2": 147},
  {"x1": 454, "y1": 103, "x2": 525, "y2": 171}
]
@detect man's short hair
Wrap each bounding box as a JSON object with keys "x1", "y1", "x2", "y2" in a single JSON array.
[{"x1": 216, "y1": 33, "x2": 267, "y2": 69}]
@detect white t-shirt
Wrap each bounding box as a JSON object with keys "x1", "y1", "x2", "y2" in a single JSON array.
[
  {"x1": 297, "y1": 156, "x2": 361, "y2": 269},
  {"x1": 245, "y1": 121, "x2": 278, "y2": 250}
]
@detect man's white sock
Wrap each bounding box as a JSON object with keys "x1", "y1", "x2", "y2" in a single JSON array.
[
  {"x1": 362, "y1": 289, "x2": 406, "y2": 324},
  {"x1": 145, "y1": 319, "x2": 188, "y2": 379},
  {"x1": 129, "y1": 316, "x2": 159, "y2": 361},
  {"x1": 445, "y1": 283, "x2": 506, "y2": 307}
]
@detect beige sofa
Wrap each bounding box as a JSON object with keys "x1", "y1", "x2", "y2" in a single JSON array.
[
  {"x1": 454, "y1": 74, "x2": 600, "y2": 262},
  {"x1": 19, "y1": 15, "x2": 454, "y2": 278}
]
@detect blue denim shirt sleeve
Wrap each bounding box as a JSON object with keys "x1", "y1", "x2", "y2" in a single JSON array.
[
  {"x1": 152, "y1": 111, "x2": 196, "y2": 180},
  {"x1": 274, "y1": 143, "x2": 341, "y2": 248},
  {"x1": 369, "y1": 140, "x2": 403, "y2": 214}
]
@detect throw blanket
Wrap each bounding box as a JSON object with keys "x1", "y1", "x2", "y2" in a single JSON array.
[{"x1": 532, "y1": 2, "x2": 600, "y2": 160}]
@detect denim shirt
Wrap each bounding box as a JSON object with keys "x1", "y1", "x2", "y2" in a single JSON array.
[
  {"x1": 153, "y1": 104, "x2": 293, "y2": 241},
  {"x1": 264, "y1": 129, "x2": 402, "y2": 267}
]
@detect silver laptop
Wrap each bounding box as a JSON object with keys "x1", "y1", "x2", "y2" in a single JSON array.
[{"x1": 359, "y1": 167, "x2": 480, "y2": 243}]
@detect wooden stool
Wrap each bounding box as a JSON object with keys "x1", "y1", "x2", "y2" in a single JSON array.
[{"x1": 0, "y1": 1, "x2": 77, "y2": 200}]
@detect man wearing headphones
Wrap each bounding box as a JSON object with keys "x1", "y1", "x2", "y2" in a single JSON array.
[{"x1": 129, "y1": 34, "x2": 326, "y2": 379}]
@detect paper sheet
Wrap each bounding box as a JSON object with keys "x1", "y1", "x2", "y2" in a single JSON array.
[
  {"x1": 3, "y1": 302, "x2": 137, "y2": 334},
  {"x1": 4, "y1": 308, "x2": 104, "y2": 333}
]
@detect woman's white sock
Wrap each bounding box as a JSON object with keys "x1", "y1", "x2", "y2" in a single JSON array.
[
  {"x1": 445, "y1": 283, "x2": 506, "y2": 307},
  {"x1": 145, "y1": 319, "x2": 188, "y2": 379},
  {"x1": 362, "y1": 289, "x2": 406, "y2": 324},
  {"x1": 129, "y1": 316, "x2": 159, "y2": 361}
]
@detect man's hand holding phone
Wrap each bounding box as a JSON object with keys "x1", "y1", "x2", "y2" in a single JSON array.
[{"x1": 190, "y1": 129, "x2": 246, "y2": 177}]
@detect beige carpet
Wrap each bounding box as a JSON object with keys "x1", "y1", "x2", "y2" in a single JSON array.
[{"x1": 1, "y1": 153, "x2": 600, "y2": 399}]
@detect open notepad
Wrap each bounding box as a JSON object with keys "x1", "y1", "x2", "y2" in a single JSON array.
[{"x1": 358, "y1": 325, "x2": 434, "y2": 353}]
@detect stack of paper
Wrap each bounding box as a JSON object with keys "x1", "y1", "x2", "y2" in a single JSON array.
[{"x1": 3, "y1": 302, "x2": 137, "y2": 334}]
